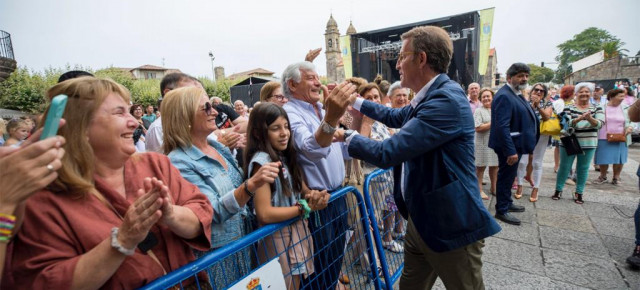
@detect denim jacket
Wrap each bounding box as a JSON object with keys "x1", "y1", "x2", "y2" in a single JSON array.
[{"x1": 169, "y1": 140, "x2": 246, "y2": 249}]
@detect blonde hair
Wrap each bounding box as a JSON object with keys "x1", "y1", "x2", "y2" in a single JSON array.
[
  {"x1": 161, "y1": 86, "x2": 204, "y2": 154},
  {"x1": 6, "y1": 118, "x2": 28, "y2": 138},
  {"x1": 43, "y1": 76, "x2": 131, "y2": 197}
]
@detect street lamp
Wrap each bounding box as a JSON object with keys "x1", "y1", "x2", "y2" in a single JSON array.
[{"x1": 208, "y1": 51, "x2": 215, "y2": 82}]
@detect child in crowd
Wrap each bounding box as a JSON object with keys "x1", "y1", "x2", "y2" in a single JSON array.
[
  {"x1": 3, "y1": 118, "x2": 30, "y2": 147},
  {"x1": 244, "y1": 103, "x2": 329, "y2": 290}
]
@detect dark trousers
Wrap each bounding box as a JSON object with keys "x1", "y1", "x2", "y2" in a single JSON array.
[
  {"x1": 495, "y1": 152, "x2": 521, "y2": 215},
  {"x1": 303, "y1": 194, "x2": 349, "y2": 290}
]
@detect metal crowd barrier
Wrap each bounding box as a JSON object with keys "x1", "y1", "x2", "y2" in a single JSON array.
[
  {"x1": 140, "y1": 186, "x2": 384, "y2": 290},
  {"x1": 362, "y1": 168, "x2": 404, "y2": 289}
]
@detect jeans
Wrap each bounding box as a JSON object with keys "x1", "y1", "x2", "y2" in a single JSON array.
[
  {"x1": 304, "y1": 194, "x2": 349, "y2": 290},
  {"x1": 555, "y1": 147, "x2": 596, "y2": 194}
]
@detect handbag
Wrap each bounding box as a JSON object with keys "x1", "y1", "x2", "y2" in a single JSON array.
[
  {"x1": 560, "y1": 133, "x2": 584, "y2": 155},
  {"x1": 540, "y1": 112, "x2": 561, "y2": 135},
  {"x1": 605, "y1": 106, "x2": 626, "y2": 142}
]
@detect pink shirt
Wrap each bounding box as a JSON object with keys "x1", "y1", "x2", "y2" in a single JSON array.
[
  {"x1": 623, "y1": 96, "x2": 636, "y2": 106},
  {"x1": 599, "y1": 105, "x2": 625, "y2": 139},
  {"x1": 469, "y1": 99, "x2": 482, "y2": 115}
]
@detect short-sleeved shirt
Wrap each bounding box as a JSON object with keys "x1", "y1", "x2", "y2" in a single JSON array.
[
  {"x1": 215, "y1": 104, "x2": 240, "y2": 130},
  {"x1": 248, "y1": 151, "x2": 299, "y2": 207}
]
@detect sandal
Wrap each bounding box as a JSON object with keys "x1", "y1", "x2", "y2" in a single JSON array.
[
  {"x1": 612, "y1": 178, "x2": 620, "y2": 185},
  {"x1": 529, "y1": 188, "x2": 538, "y2": 202},
  {"x1": 382, "y1": 240, "x2": 404, "y2": 253},
  {"x1": 574, "y1": 192, "x2": 584, "y2": 204},
  {"x1": 514, "y1": 185, "x2": 523, "y2": 199},
  {"x1": 552, "y1": 190, "x2": 562, "y2": 200}
]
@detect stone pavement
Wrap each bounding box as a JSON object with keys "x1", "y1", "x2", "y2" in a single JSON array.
[{"x1": 432, "y1": 145, "x2": 640, "y2": 289}]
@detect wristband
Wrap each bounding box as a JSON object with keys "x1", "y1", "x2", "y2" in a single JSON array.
[
  {"x1": 297, "y1": 199, "x2": 312, "y2": 219},
  {"x1": 244, "y1": 180, "x2": 255, "y2": 198},
  {"x1": 0, "y1": 213, "x2": 16, "y2": 243},
  {"x1": 111, "y1": 227, "x2": 136, "y2": 256}
]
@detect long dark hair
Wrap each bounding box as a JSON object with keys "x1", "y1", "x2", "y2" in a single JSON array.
[{"x1": 244, "y1": 103, "x2": 303, "y2": 197}]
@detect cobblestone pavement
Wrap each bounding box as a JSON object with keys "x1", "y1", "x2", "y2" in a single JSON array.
[{"x1": 432, "y1": 144, "x2": 640, "y2": 289}]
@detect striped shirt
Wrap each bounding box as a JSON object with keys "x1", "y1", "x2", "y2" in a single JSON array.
[{"x1": 561, "y1": 104, "x2": 604, "y2": 149}]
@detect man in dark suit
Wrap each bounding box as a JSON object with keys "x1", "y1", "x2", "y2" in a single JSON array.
[
  {"x1": 340, "y1": 26, "x2": 501, "y2": 289},
  {"x1": 489, "y1": 63, "x2": 538, "y2": 226}
]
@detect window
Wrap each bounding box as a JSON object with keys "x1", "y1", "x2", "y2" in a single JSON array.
[
  {"x1": 145, "y1": 72, "x2": 156, "y2": 79},
  {"x1": 328, "y1": 39, "x2": 332, "y2": 48}
]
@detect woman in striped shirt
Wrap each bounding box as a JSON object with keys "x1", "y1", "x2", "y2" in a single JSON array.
[{"x1": 552, "y1": 82, "x2": 604, "y2": 204}]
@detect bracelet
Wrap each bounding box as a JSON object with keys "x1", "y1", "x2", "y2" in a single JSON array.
[
  {"x1": 297, "y1": 199, "x2": 312, "y2": 219},
  {"x1": 244, "y1": 180, "x2": 255, "y2": 198},
  {"x1": 0, "y1": 214, "x2": 16, "y2": 243}
]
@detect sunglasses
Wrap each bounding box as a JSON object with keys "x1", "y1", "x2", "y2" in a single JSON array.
[
  {"x1": 532, "y1": 88, "x2": 547, "y2": 94},
  {"x1": 201, "y1": 102, "x2": 214, "y2": 116}
]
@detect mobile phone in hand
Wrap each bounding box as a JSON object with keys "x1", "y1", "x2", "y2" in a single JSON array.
[{"x1": 40, "y1": 94, "x2": 68, "y2": 140}]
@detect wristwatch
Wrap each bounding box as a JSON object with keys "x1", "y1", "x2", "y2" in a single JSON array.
[
  {"x1": 244, "y1": 180, "x2": 255, "y2": 198},
  {"x1": 320, "y1": 120, "x2": 337, "y2": 135},
  {"x1": 111, "y1": 227, "x2": 136, "y2": 256},
  {"x1": 344, "y1": 129, "x2": 355, "y2": 140}
]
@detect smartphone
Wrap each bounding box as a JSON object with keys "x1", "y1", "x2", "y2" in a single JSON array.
[{"x1": 40, "y1": 94, "x2": 68, "y2": 140}]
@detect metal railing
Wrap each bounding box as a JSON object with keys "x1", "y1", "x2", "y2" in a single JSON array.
[{"x1": 0, "y1": 30, "x2": 15, "y2": 60}]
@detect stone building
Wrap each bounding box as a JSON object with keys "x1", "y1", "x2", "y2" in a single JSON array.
[
  {"x1": 482, "y1": 48, "x2": 499, "y2": 88},
  {"x1": 0, "y1": 30, "x2": 16, "y2": 83},
  {"x1": 325, "y1": 15, "x2": 356, "y2": 83},
  {"x1": 564, "y1": 55, "x2": 640, "y2": 85}
]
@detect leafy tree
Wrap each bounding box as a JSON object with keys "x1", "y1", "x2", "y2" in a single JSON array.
[
  {"x1": 198, "y1": 77, "x2": 235, "y2": 102},
  {"x1": 602, "y1": 40, "x2": 629, "y2": 59},
  {"x1": 94, "y1": 67, "x2": 135, "y2": 91},
  {"x1": 0, "y1": 67, "x2": 49, "y2": 113},
  {"x1": 554, "y1": 27, "x2": 621, "y2": 82},
  {"x1": 528, "y1": 64, "x2": 555, "y2": 84},
  {"x1": 129, "y1": 79, "x2": 161, "y2": 106}
]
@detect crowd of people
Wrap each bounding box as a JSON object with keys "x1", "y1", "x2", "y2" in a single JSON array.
[{"x1": 1, "y1": 23, "x2": 640, "y2": 290}]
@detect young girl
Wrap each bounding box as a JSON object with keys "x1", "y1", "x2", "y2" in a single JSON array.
[
  {"x1": 244, "y1": 103, "x2": 329, "y2": 290},
  {"x1": 3, "y1": 118, "x2": 30, "y2": 147}
]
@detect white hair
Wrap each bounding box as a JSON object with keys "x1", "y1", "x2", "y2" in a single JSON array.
[
  {"x1": 234, "y1": 100, "x2": 244, "y2": 106},
  {"x1": 281, "y1": 61, "x2": 317, "y2": 97},
  {"x1": 387, "y1": 81, "x2": 404, "y2": 97},
  {"x1": 574, "y1": 82, "x2": 595, "y2": 94}
]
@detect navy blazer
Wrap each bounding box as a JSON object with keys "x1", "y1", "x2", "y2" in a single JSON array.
[
  {"x1": 348, "y1": 74, "x2": 501, "y2": 252},
  {"x1": 488, "y1": 85, "x2": 539, "y2": 156}
]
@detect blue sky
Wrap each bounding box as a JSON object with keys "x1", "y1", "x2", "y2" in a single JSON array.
[{"x1": 1, "y1": 0, "x2": 638, "y2": 80}]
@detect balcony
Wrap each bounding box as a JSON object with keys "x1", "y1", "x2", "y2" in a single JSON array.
[{"x1": 0, "y1": 30, "x2": 17, "y2": 82}]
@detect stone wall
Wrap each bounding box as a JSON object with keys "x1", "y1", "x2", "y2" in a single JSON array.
[
  {"x1": 0, "y1": 56, "x2": 16, "y2": 82},
  {"x1": 565, "y1": 56, "x2": 640, "y2": 84}
]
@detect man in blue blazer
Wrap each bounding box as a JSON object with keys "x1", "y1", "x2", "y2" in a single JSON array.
[
  {"x1": 341, "y1": 26, "x2": 501, "y2": 289},
  {"x1": 489, "y1": 63, "x2": 538, "y2": 226}
]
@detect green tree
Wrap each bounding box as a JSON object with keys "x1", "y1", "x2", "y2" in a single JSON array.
[
  {"x1": 198, "y1": 77, "x2": 235, "y2": 102},
  {"x1": 602, "y1": 40, "x2": 629, "y2": 59},
  {"x1": 94, "y1": 67, "x2": 135, "y2": 91},
  {"x1": 554, "y1": 27, "x2": 621, "y2": 82},
  {"x1": 130, "y1": 79, "x2": 161, "y2": 106},
  {"x1": 528, "y1": 64, "x2": 555, "y2": 84},
  {"x1": 0, "y1": 67, "x2": 49, "y2": 113}
]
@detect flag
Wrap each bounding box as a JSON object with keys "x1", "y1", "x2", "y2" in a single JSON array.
[{"x1": 478, "y1": 8, "x2": 495, "y2": 75}]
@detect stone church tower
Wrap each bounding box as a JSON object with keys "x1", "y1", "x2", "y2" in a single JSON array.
[{"x1": 325, "y1": 14, "x2": 342, "y2": 83}]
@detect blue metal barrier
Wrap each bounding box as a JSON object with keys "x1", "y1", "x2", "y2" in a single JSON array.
[
  {"x1": 362, "y1": 168, "x2": 404, "y2": 290},
  {"x1": 140, "y1": 186, "x2": 383, "y2": 290}
]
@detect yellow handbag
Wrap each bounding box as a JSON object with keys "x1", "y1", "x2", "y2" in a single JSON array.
[{"x1": 540, "y1": 113, "x2": 561, "y2": 135}]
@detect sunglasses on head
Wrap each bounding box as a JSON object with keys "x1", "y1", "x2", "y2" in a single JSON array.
[{"x1": 202, "y1": 102, "x2": 214, "y2": 116}]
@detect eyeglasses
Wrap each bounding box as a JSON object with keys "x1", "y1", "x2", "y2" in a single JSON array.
[
  {"x1": 397, "y1": 51, "x2": 417, "y2": 62},
  {"x1": 532, "y1": 88, "x2": 547, "y2": 94},
  {"x1": 201, "y1": 102, "x2": 214, "y2": 116},
  {"x1": 272, "y1": 94, "x2": 288, "y2": 101}
]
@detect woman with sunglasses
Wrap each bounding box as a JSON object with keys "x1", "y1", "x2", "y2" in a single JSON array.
[
  {"x1": 260, "y1": 81, "x2": 288, "y2": 106},
  {"x1": 162, "y1": 86, "x2": 281, "y2": 288},
  {"x1": 514, "y1": 84, "x2": 553, "y2": 202}
]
